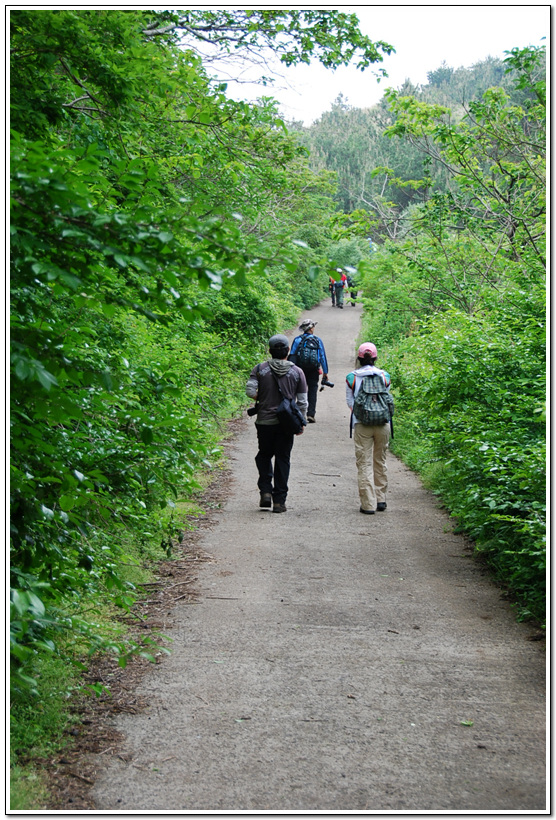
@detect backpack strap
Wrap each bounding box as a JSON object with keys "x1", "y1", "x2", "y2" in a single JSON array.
[
  {"x1": 270, "y1": 366, "x2": 300, "y2": 397},
  {"x1": 346, "y1": 372, "x2": 355, "y2": 438},
  {"x1": 270, "y1": 368, "x2": 284, "y2": 397}
]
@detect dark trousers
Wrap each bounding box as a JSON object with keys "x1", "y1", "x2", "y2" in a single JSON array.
[
  {"x1": 255, "y1": 424, "x2": 295, "y2": 504},
  {"x1": 303, "y1": 367, "x2": 320, "y2": 418}
]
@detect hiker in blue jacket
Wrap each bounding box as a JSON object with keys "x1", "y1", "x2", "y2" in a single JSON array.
[{"x1": 288, "y1": 319, "x2": 329, "y2": 423}]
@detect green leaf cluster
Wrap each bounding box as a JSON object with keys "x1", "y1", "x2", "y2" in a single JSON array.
[{"x1": 387, "y1": 298, "x2": 545, "y2": 619}]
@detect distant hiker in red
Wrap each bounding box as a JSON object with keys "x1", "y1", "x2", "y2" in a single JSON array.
[
  {"x1": 334, "y1": 268, "x2": 348, "y2": 308},
  {"x1": 345, "y1": 343, "x2": 394, "y2": 514}
]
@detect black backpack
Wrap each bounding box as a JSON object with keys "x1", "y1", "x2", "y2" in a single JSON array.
[
  {"x1": 295, "y1": 334, "x2": 320, "y2": 369},
  {"x1": 270, "y1": 371, "x2": 306, "y2": 435}
]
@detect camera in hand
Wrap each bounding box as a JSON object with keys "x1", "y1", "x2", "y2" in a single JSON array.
[
  {"x1": 247, "y1": 405, "x2": 258, "y2": 416},
  {"x1": 319, "y1": 377, "x2": 334, "y2": 391}
]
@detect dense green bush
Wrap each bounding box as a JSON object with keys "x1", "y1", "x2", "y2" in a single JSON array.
[
  {"x1": 356, "y1": 45, "x2": 546, "y2": 621},
  {"x1": 9, "y1": 9, "x2": 347, "y2": 707},
  {"x1": 378, "y1": 295, "x2": 545, "y2": 620}
]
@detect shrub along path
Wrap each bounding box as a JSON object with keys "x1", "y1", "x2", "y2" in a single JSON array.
[{"x1": 92, "y1": 300, "x2": 546, "y2": 812}]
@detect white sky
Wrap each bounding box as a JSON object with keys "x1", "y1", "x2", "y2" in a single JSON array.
[{"x1": 216, "y1": 5, "x2": 549, "y2": 124}]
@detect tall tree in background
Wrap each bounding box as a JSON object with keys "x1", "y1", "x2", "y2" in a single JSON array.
[{"x1": 298, "y1": 52, "x2": 542, "y2": 243}]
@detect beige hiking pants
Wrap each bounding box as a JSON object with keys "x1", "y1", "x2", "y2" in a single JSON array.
[{"x1": 353, "y1": 422, "x2": 390, "y2": 511}]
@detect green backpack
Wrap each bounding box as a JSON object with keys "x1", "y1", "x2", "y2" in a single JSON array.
[{"x1": 353, "y1": 372, "x2": 394, "y2": 426}]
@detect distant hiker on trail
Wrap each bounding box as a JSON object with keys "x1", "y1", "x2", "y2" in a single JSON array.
[
  {"x1": 328, "y1": 276, "x2": 336, "y2": 306},
  {"x1": 347, "y1": 273, "x2": 358, "y2": 306},
  {"x1": 345, "y1": 342, "x2": 394, "y2": 514},
  {"x1": 246, "y1": 334, "x2": 308, "y2": 514},
  {"x1": 334, "y1": 268, "x2": 348, "y2": 308},
  {"x1": 288, "y1": 319, "x2": 329, "y2": 424}
]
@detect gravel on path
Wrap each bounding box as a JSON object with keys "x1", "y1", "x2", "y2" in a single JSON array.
[{"x1": 92, "y1": 300, "x2": 546, "y2": 813}]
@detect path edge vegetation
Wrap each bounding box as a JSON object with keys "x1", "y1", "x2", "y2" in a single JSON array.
[{"x1": 9, "y1": 10, "x2": 545, "y2": 809}]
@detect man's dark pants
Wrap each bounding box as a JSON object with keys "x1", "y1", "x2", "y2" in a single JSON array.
[
  {"x1": 302, "y1": 367, "x2": 320, "y2": 418},
  {"x1": 255, "y1": 424, "x2": 294, "y2": 504}
]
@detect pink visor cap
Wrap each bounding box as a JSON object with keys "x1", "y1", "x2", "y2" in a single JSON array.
[{"x1": 357, "y1": 342, "x2": 378, "y2": 359}]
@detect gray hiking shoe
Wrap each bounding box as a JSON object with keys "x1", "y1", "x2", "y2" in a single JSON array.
[{"x1": 259, "y1": 493, "x2": 272, "y2": 508}]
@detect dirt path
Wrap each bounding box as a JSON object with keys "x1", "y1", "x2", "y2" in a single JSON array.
[{"x1": 92, "y1": 300, "x2": 546, "y2": 812}]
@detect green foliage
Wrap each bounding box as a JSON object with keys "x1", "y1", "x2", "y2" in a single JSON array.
[
  {"x1": 10, "y1": 655, "x2": 79, "y2": 761},
  {"x1": 10, "y1": 652, "x2": 81, "y2": 808},
  {"x1": 329, "y1": 208, "x2": 374, "y2": 241},
  {"x1": 427, "y1": 61, "x2": 454, "y2": 87},
  {"x1": 356, "y1": 46, "x2": 546, "y2": 621},
  {"x1": 9, "y1": 6, "x2": 367, "y2": 726},
  {"x1": 386, "y1": 299, "x2": 545, "y2": 619},
  {"x1": 327, "y1": 237, "x2": 369, "y2": 268},
  {"x1": 156, "y1": 10, "x2": 394, "y2": 71},
  {"x1": 10, "y1": 766, "x2": 50, "y2": 811},
  {"x1": 298, "y1": 50, "x2": 545, "y2": 241},
  {"x1": 384, "y1": 51, "x2": 546, "y2": 270}
]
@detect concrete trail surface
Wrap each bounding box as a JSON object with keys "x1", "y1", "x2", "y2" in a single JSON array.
[{"x1": 93, "y1": 300, "x2": 546, "y2": 813}]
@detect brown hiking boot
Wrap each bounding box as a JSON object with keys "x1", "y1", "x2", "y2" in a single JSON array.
[{"x1": 273, "y1": 503, "x2": 287, "y2": 514}]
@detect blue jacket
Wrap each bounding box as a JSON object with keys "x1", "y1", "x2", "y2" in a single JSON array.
[{"x1": 288, "y1": 333, "x2": 329, "y2": 374}]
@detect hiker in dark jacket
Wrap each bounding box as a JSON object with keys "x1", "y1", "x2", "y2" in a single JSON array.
[
  {"x1": 288, "y1": 319, "x2": 329, "y2": 423},
  {"x1": 246, "y1": 334, "x2": 308, "y2": 513},
  {"x1": 347, "y1": 273, "x2": 358, "y2": 306}
]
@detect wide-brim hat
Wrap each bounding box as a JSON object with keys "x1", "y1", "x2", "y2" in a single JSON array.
[{"x1": 299, "y1": 320, "x2": 317, "y2": 330}]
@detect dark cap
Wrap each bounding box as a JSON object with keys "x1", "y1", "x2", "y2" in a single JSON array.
[{"x1": 268, "y1": 334, "x2": 289, "y2": 350}]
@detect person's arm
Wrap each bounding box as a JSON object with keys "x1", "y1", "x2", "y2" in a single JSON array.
[
  {"x1": 318, "y1": 339, "x2": 329, "y2": 376},
  {"x1": 345, "y1": 372, "x2": 356, "y2": 409},
  {"x1": 246, "y1": 365, "x2": 259, "y2": 400},
  {"x1": 287, "y1": 336, "x2": 300, "y2": 362},
  {"x1": 296, "y1": 369, "x2": 308, "y2": 417}
]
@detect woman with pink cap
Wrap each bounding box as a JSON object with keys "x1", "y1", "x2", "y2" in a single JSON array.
[{"x1": 345, "y1": 343, "x2": 394, "y2": 514}]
